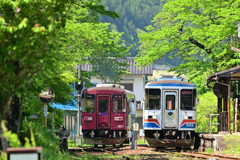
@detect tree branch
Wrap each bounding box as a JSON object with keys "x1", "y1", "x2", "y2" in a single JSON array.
[{"x1": 188, "y1": 37, "x2": 212, "y2": 54}]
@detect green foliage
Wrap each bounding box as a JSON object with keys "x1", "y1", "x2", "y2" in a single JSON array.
[
  {"x1": 196, "y1": 92, "x2": 218, "y2": 133},
  {"x1": 0, "y1": 0, "x2": 75, "y2": 105},
  {"x1": 0, "y1": 0, "x2": 126, "y2": 119},
  {"x1": 0, "y1": 121, "x2": 36, "y2": 160},
  {"x1": 206, "y1": 148, "x2": 213, "y2": 153},
  {"x1": 1, "y1": 121, "x2": 21, "y2": 148},
  {"x1": 22, "y1": 101, "x2": 65, "y2": 130},
  {"x1": 57, "y1": 4, "x2": 131, "y2": 83},
  {"x1": 100, "y1": 0, "x2": 166, "y2": 58},
  {"x1": 223, "y1": 134, "x2": 240, "y2": 156},
  {"x1": 174, "y1": 152, "x2": 182, "y2": 157},
  {"x1": 20, "y1": 121, "x2": 72, "y2": 160},
  {"x1": 0, "y1": 0, "x2": 133, "y2": 157},
  {"x1": 136, "y1": 0, "x2": 240, "y2": 94}
]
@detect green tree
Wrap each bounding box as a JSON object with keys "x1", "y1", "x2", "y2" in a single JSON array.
[
  {"x1": 136, "y1": 0, "x2": 240, "y2": 94},
  {"x1": 0, "y1": 0, "x2": 123, "y2": 152},
  {"x1": 100, "y1": 0, "x2": 166, "y2": 57},
  {"x1": 57, "y1": 4, "x2": 131, "y2": 83}
]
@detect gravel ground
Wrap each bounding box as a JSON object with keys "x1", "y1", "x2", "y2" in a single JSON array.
[{"x1": 71, "y1": 145, "x2": 240, "y2": 160}]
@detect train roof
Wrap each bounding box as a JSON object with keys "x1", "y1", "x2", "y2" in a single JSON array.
[
  {"x1": 84, "y1": 87, "x2": 125, "y2": 92},
  {"x1": 146, "y1": 80, "x2": 196, "y2": 87},
  {"x1": 82, "y1": 87, "x2": 135, "y2": 100}
]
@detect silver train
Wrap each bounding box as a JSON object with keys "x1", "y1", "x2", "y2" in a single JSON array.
[{"x1": 143, "y1": 77, "x2": 198, "y2": 148}]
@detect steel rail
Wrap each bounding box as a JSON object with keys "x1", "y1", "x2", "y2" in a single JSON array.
[{"x1": 165, "y1": 150, "x2": 240, "y2": 160}]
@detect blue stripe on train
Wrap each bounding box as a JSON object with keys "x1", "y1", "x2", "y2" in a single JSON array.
[
  {"x1": 180, "y1": 123, "x2": 196, "y2": 129},
  {"x1": 146, "y1": 83, "x2": 196, "y2": 87},
  {"x1": 144, "y1": 122, "x2": 161, "y2": 128}
]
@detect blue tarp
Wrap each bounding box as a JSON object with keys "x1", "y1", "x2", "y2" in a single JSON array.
[{"x1": 52, "y1": 82, "x2": 98, "y2": 110}]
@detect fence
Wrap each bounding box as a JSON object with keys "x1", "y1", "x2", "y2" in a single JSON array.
[{"x1": 69, "y1": 134, "x2": 77, "y2": 141}]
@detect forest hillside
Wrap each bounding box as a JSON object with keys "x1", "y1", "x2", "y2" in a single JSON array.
[{"x1": 100, "y1": 0, "x2": 183, "y2": 67}]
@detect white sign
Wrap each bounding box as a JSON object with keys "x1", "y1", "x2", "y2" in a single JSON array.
[
  {"x1": 30, "y1": 113, "x2": 38, "y2": 119},
  {"x1": 133, "y1": 123, "x2": 139, "y2": 131},
  {"x1": 10, "y1": 153, "x2": 38, "y2": 160},
  {"x1": 44, "y1": 104, "x2": 48, "y2": 117}
]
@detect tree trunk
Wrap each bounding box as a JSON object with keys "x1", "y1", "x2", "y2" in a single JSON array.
[{"x1": 0, "y1": 95, "x2": 22, "y2": 152}]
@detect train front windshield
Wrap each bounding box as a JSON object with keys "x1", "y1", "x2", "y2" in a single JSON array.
[
  {"x1": 180, "y1": 89, "x2": 196, "y2": 110},
  {"x1": 145, "y1": 89, "x2": 161, "y2": 110},
  {"x1": 82, "y1": 94, "x2": 95, "y2": 112}
]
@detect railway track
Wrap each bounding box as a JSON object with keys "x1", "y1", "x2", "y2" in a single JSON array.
[
  {"x1": 164, "y1": 150, "x2": 240, "y2": 160},
  {"x1": 69, "y1": 145, "x2": 240, "y2": 160}
]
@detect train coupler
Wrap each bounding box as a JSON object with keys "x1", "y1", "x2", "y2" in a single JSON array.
[
  {"x1": 153, "y1": 131, "x2": 160, "y2": 139},
  {"x1": 91, "y1": 130, "x2": 95, "y2": 138}
]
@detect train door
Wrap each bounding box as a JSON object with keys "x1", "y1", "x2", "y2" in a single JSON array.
[
  {"x1": 162, "y1": 90, "x2": 178, "y2": 129},
  {"x1": 97, "y1": 95, "x2": 110, "y2": 129}
]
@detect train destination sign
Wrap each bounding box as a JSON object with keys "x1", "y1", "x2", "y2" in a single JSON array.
[{"x1": 39, "y1": 87, "x2": 55, "y2": 103}]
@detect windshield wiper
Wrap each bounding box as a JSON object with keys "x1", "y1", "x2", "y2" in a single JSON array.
[
  {"x1": 90, "y1": 109, "x2": 94, "y2": 115},
  {"x1": 153, "y1": 106, "x2": 159, "y2": 113}
]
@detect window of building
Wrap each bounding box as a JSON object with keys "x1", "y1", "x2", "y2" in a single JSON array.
[
  {"x1": 118, "y1": 83, "x2": 133, "y2": 92},
  {"x1": 136, "y1": 101, "x2": 142, "y2": 110},
  {"x1": 64, "y1": 115, "x2": 75, "y2": 131}
]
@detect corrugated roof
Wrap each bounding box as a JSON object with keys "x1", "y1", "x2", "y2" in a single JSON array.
[{"x1": 80, "y1": 57, "x2": 153, "y2": 75}]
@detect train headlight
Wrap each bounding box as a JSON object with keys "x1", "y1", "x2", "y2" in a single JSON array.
[
  {"x1": 114, "y1": 117, "x2": 123, "y2": 121},
  {"x1": 84, "y1": 117, "x2": 93, "y2": 121},
  {"x1": 183, "y1": 116, "x2": 188, "y2": 120},
  {"x1": 152, "y1": 115, "x2": 157, "y2": 119}
]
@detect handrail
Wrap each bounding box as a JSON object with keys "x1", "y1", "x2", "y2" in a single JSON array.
[{"x1": 209, "y1": 114, "x2": 220, "y2": 134}]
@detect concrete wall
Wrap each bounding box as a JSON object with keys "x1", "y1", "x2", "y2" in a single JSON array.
[{"x1": 90, "y1": 74, "x2": 145, "y2": 102}]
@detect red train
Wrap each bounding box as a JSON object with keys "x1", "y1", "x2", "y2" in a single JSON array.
[{"x1": 81, "y1": 84, "x2": 135, "y2": 147}]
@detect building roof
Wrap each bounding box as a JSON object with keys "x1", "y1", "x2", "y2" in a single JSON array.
[
  {"x1": 206, "y1": 66, "x2": 240, "y2": 85},
  {"x1": 80, "y1": 57, "x2": 153, "y2": 75}
]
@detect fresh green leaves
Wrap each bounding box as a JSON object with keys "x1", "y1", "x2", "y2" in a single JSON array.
[
  {"x1": 136, "y1": 0, "x2": 240, "y2": 94},
  {"x1": 57, "y1": 4, "x2": 131, "y2": 84}
]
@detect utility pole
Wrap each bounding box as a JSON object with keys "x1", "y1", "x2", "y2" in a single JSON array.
[
  {"x1": 78, "y1": 64, "x2": 81, "y2": 138},
  {"x1": 130, "y1": 99, "x2": 137, "y2": 150},
  {"x1": 75, "y1": 64, "x2": 83, "y2": 146}
]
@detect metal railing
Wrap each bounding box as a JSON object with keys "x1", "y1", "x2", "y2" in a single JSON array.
[{"x1": 209, "y1": 114, "x2": 220, "y2": 134}]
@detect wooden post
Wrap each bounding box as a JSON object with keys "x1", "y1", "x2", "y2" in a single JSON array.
[
  {"x1": 228, "y1": 85, "x2": 230, "y2": 133},
  {"x1": 44, "y1": 103, "x2": 48, "y2": 127},
  {"x1": 45, "y1": 117, "x2": 47, "y2": 127},
  {"x1": 233, "y1": 99, "x2": 236, "y2": 132},
  {"x1": 218, "y1": 97, "x2": 222, "y2": 132},
  {"x1": 235, "y1": 98, "x2": 238, "y2": 132}
]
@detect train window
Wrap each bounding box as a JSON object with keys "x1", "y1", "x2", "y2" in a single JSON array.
[
  {"x1": 82, "y1": 94, "x2": 95, "y2": 113},
  {"x1": 145, "y1": 89, "x2": 161, "y2": 110},
  {"x1": 181, "y1": 89, "x2": 193, "y2": 110},
  {"x1": 113, "y1": 94, "x2": 124, "y2": 112},
  {"x1": 166, "y1": 95, "x2": 175, "y2": 110},
  {"x1": 99, "y1": 99, "x2": 108, "y2": 112},
  {"x1": 193, "y1": 89, "x2": 196, "y2": 108}
]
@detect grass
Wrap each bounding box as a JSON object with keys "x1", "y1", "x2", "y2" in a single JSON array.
[
  {"x1": 201, "y1": 133, "x2": 240, "y2": 157},
  {"x1": 221, "y1": 134, "x2": 240, "y2": 156},
  {"x1": 206, "y1": 148, "x2": 213, "y2": 153},
  {"x1": 68, "y1": 137, "x2": 146, "y2": 148}
]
